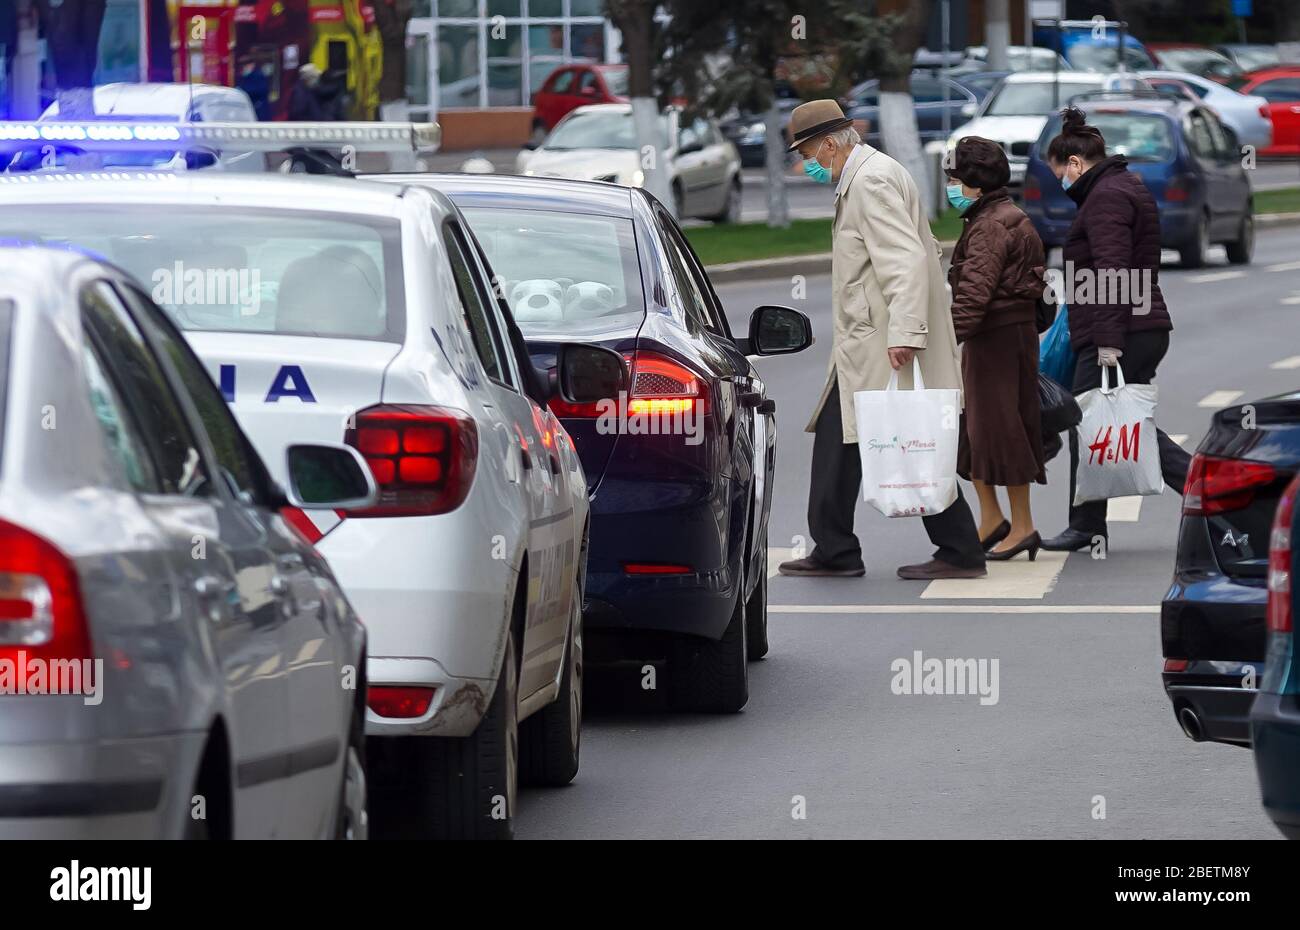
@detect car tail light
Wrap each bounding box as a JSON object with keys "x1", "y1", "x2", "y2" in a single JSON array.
[
  {"x1": 344, "y1": 404, "x2": 478, "y2": 517},
  {"x1": 1259, "y1": 104, "x2": 1270, "y2": 119},
  {"x1": 1023, "y1": 174, "x2": 1041, "y2": 201},
  {"x1": 1164, "y1": 658, "x2": 1189, "y2": 672},
  {"x1": 368, "y1": 686, "x2": 436, "y2": 718},
  {"x1": 548, "y1": 350, "x2": 709, "y2": 419},
  {"x1": 623, "y1": 562, "x2": 694, "y2": 575},
  {"x1": 1182, "y1": 453, "x2": 1276, "y2": 516},
  {"x1": 1267, "y1": 475, "x2": 1298, "y2": 634},
  {"x1": 1164, "y1": 174, "x2": 1194, "y2": 202},
  {"x1": 0, "y1": 519, "x2": 91, "y2": 663}
]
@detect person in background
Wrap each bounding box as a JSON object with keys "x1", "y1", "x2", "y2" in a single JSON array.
[
  {"x1": 1040, "y1": 106, "x2": 1191, "y2": 552},
  {"x1": 236, "y1": 61, "x2": 270, "y2": 121},
  {"x1": 777, "y1": 100, "x2": 986, "y2": 582},
  {"x1": 288, "y1": 63, "x2": 326, "y2": 121},
  {"x1": 945, "y1": 136, "x2": 1047, "y2": 561}
]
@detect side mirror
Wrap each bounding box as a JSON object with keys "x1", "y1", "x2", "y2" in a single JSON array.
[
  {"x1": 554, "y1": 343, "x2": 627, "y2": 404},
  {"x1": 743, "y1": 305, "x2": 813, "y2": 356},
  {"x1": 284, "y1": 443, "x2": 378, "y2": 511}
]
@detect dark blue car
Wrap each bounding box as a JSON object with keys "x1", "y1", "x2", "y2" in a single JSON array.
[
  {"x1": 1022, "y1": 94, "x2": 1253, "y2": 268},
  {"x1": 384, "y1": 173, "x2": 812, "y2": 712},
  {"x1": 1252, "y1": 468, "x2": 1300, "y2": 838}
]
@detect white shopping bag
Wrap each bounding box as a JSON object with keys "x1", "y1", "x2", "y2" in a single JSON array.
[
  {"x1": 853, "y1": 359, "x2": 960, "y2": 518},
  {"x1": 1073, "y1": 365, "x2": 1163, "y2": 505}
]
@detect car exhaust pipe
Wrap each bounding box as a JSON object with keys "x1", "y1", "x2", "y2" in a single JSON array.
[{"x1": 1177, "y1": 706, "x2": 1205, "y2": 742}]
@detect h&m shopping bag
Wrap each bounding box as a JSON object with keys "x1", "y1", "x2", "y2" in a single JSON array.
[
  {"x1": 853, "y1": 359, "x2": 960, "y2": 518},
  {"x1": 1073, "y1": 364, "x2": 1163, "y2": 505}
]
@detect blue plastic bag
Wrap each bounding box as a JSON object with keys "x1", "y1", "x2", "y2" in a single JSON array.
[{"x1": 1039, "y1": 303, "x2": 1076, "y2": 389}]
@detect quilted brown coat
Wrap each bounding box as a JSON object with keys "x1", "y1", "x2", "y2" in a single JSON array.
[{"x1": 948, "y1": 188, "x2": 1046, "y2": 343}]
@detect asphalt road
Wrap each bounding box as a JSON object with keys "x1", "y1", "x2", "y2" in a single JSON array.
[{"x1": 514, "y1": 225, "x2": 1300, "y2": 840}]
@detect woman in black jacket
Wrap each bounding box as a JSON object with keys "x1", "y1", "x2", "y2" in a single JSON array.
[{"x1": 1039, "y1": 107, "x2": 1192, "y2": 552}]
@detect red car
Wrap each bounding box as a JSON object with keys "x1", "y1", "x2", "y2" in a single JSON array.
[
  {"x1": 531, "y1": 64, "x2": 628, "y2": 141},
  {"x1": 1229, "y1": 66, "x2": 1300, "y2": 157}
]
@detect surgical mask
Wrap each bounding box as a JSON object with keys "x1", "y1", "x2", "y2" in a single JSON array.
[
  {"x1": 803, "y1": 140, "x2": 832, "y2": 184},
  {"x1": 946, "y1": 183, "x2": 975, "y2": 213},
  {"x1": 1060, "y1": 159, "x2": 1081, "y2": 190}
]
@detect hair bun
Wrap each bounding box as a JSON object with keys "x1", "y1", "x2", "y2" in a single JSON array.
[{"x1": 1060, "y1": 106, "x2": 1088, "y2": 133}]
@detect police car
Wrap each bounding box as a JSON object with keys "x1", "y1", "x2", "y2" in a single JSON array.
[{"x1": 0, "y1": 157, "x2": 624, "y2": 839}]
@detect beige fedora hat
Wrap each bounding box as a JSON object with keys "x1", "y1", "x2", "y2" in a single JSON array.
[{"x1": 786, "y1": 99, "x2": 854, "y2": 152}]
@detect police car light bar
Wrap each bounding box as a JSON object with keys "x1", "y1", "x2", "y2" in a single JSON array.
[{"x1": 0, "y1": 121, "x2": 440, "y2": 154}]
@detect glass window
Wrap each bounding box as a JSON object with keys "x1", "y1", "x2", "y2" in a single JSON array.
[
  {"x1": 119, "y1": 284, "x2": 270, "y2": 506},
  {"x1": 986, "y1": 81, "x2": 1099, "y2": 116},
  {"x1": 570, "y1": 24, "x2": 604, "y2": 60},
  {"x1": 1187, "y1": 111, "x2": 1215, "y2": 159},
  {"x1": 81, "y1": 339, "x2": 159, "y2": 493},
  {"x1": 531, "y1": 0, "x2": 563, "y2": 16},
  {"x1": 545, "y1": 108, "x2": 668, "y2": 149},
  {"x1": 79, "y1": 283, "x2": 211, "y2": 498},
  {"x1": 487, "y1": 23, "x2": 522, "y2": 58},
  {"x1": 530, "y1": 23, "x2": 564, "y2": 55},
  {"x1": 1202, "y1": 111, "x2": 1231, "y2": 158},
  {"x1": 660, "y1": 219, "x2": 722, "y2": 334},
  {"x1": 438, "y1": 24, "x2": 482, "y2": 107},
  {"x1": 911, "y1": 78, "x2": 944, "y2": 103},
  {"x1": 487, "y1": 0, "x2": 519, "y2": 15},
  {"x1": 533, "y1": 61, "x2": 567, "y2": 97},
  {"x1": 570, "y1": 0, "x2": 603, "y2": 14},
  {"x1": 488, "y1": 62, "x2": 523, "y2": 106},
  {"x1": 1256, "y1": 79, "x2": 1300, "y2": 103},
  {"x1": 0, "y1": 206, "x2": 404, "y2": 343},
  {"x1": 438, "y1": 0, "x2": 479, "y2": 16},
  {"x1": 443, "y1": 223, "x2": 507, "y2": 384},
  {"x1": 547, "y1": 66, "x2": 573, "y2": 93}
]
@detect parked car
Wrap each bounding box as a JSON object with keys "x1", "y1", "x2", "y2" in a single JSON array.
[
  {"x1": 1216, "y1": 43, "x2": 1283, "y2": 73},
  {"x1": 951, "y1": 70, "x2": 1013, "y2": 104},
  {"x1": 1161, "y1": 394, "x2": 1300, "y2": 748},
  {"x1": 961, "y1": 45, "x2": 1070, "y2": 72},
  {"x1": 847, "y1": 73, "x2": 983, "y2": 149},
  {"x1": 1227, "y1": 66, "x2": 1300, "y2": 157},
  {"x1": 372, "y1": 173, "x2": 813, "y2": 712},
  {"x1": 1022, "y1": 93, "x2": 1253, "y2": 267},
  {"x1": 1251, "y1": 469, "x2": 1300, "y2": 838},
  {"x1": 531, "y1": 63, "x2": 629, "y2": 141},
  {"x1": 0, "y1": 245, "x2": 374, "y2": 839},
  {"x1": 1145, "y1": 43, "x2": 1242, "y2": 82},
  {"x1": 519, "y1": 104, "x2": 744, "y2": 223},
  {"x1": 1140, "y1": 69, "x2": 1273, "y2": 149},
  {"x1": 948, "y1": 70, "x2": 1152, "y2": 189},
  {"x1": 718, "y1": 81, "x2": 801, "y2": 168},
  {"x1": 1033, "y1": 20, "x2": 1156, "y2": 71},
  {"x1": 0, "y1": 174, "x2": 616, "y2": 840}
]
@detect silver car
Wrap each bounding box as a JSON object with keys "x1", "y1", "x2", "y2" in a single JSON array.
[{"x1": 0, "y1": 246, "x2": 375, "y2": 839}]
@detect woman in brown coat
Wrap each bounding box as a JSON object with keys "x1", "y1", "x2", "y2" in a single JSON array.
[{"x1": 946, "y1": 136, "x2": 1047, "y2": 560}]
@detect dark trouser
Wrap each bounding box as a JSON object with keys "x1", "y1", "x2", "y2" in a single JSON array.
[
  {"x1": 808, "y1": 379, "x2": 986, "y2": 570},
  {"x1": 1066, "y1": 330, "x2": 1192, "y2": 536}
]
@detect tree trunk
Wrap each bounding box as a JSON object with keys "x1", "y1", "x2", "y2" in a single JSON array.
[
  {"x1": 608, "y1": 0, "x2": 673, "y2": 216},
  {"x1": 373, "y1": 0, "x2": 413, "y2": 105},
  {"x1": 878, "y1": 2, "x2": 933, "y2": 217},
  {"x1": 985, "y1": 0, "x2": 1010, "y2": 70},
  {"x1": 764, "y1": 103, "x2": 788, "y2": 229}
]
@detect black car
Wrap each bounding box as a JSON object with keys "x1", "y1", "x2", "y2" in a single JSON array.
[
  {"x1": 1162, "y1": 393, "x2": 1300, "y2": 746},
  {"x1": 718, "y1": 82, "x2": 802, "y2": 168},
  {"x1": 372, "y1": 173, "x2": 812, "y2": 712}
]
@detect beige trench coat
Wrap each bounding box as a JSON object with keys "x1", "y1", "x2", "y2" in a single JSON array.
[{"x1": 805, "y1": 144, "x2": 963, "y2": 443}]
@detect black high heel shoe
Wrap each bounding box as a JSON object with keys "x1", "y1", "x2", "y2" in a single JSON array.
[
  {"x1": 987, "y1": 531, "x2": 1042, "y2": 562},
  {"x1": 980, "y1": 520, "x2": 1011, "y2": 551}
]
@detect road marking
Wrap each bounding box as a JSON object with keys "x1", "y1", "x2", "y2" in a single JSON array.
[
  {"x1": 1198, "y1": 390, "x2": 1243, "y2": 408},
  {"x1": 770, "y1": 604, "x2": 1158, "y2": 614},
  {"x1": 1108, "y1": 496, "x2": 1143, "y2": 522},
  {"x1": 1186, "y1": 270, "x2": 1246, "y2": 283},
  {"x1": 1272, "y1": 355, "x2": 1300, "y2": 370},
  {"x1": 1266, "y1": 261, "x2": 1300, "y2": 273},
  {"x1": 1169, "y1": 433, "x2": 1189, "y2": 447},
  {"x1": 1283, "y1": 295, "x2": 1300, "y2": 306},
  {"x1": 768, "y1": 547, "x2": 794, "y2": 579},
  {"x1": 920, "y1": 550, "x2": 1067, "y2": 599}
]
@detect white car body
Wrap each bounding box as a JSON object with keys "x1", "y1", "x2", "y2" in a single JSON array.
[
  {"x1": 948, "y1": 71, "x2": 1154, "y2": 185},
  {"x1": 1139, "y1": 70, "x2": 1273, "y2": 149},
  {"x1": 0, "y1": 174, "x2": 588, "y2": 744},
  {"x1": 517, "y1": 103, "x2": 743, "y2": 221}
]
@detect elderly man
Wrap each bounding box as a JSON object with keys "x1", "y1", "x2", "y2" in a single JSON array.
[{"x1": 777, "y1": 100, "x2": 986, "y2": 581}]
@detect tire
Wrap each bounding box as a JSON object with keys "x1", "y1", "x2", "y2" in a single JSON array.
[
  {"x1": 1225, "y1": 213, "x2": 1254, "y2": 265},
  {"x1": 709, "y1": 179, "x2": 743, "y2": 224},
  {"x1": 333, "y1": 708, "x2": 368, "y2": 840},
  {"x1": 520, "y1": 580, "x2": 583, "y2": 787},
  {"x1": 370, "y1": 630, "x2": 519, "y2": 840},
  {"x1": 745, "y1": 556, "x2": 769, "y2": 661},
  {"x1": 670, "y1": 580, "x2": 749, "y2": 713},
  {"x1": 1179, "y1": 213, "x2": 1209, "y2": 268}
]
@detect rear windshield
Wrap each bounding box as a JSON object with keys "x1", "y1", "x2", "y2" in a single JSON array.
[
  {"x1": 0, "y1": 206, "x2": 405, "y2": 342},
  {"x1": 986, "y1": 80, "x2": 1101, "y2": 115},
  {"x1": 1038, "y1": 112, "x2": 1175, "y2": 162},
  {"x1": 459, "y1": 206, "x2": 644, "y2": 333}
]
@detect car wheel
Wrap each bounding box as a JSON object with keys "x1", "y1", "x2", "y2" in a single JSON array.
[
  {"x1": 710, "y1": 179, "x2": 743, "y2": 224},
  {"x1": 369, "y1": 629, "x2": 519, "y2": 840},
  {"x1": 520, "y1": 576, "x2": 583, "y2": 787},
  {"x1": 1225, "y1": 213, "x2": 1254, "y2": 265},
  {"x1": 1179, "y1": 213, "x2": 1209, "y2": 268},
  {"x1": 333, "y1": 708, "x2": 368, "y2": 840},
  {"x1": 745, "y1": 551, "x2": 769, "y2": 661},
  {"x1": 670, "y1": 576, "x2": 749, "y2": 713}
]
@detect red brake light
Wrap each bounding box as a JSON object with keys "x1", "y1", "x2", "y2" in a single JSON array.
[
  {"x1": 1164, "y1": 175, "x2": 1193, "y2": 202},
  {"x1": 368, "y1": 686, "x2": 436, "y2": 718},
  {"x1": 344, "y1": 404, "x2": 478, "y2": 517},
  {"x1": 623, "y1": 562, "x2": 694, "y2": 575},
  {"x1": 547, "y1": 350, "x2": 709, "y2": 420},
  {"x1": 0, "y1": 519, "x2": 91, "y2": 664},
  {"x1": 1182, "y1": 453, "x2": 1277, "y2": 516},
  {"x1": 1023, "y1": 174, "x2": 1041, "y2": 201},
  {"x1": 1259, "y1": 104, "x2": 1269, "y2": 119},
  {"x1": 1268, "y1": 475, "x2": 1298, "y2": 634}
]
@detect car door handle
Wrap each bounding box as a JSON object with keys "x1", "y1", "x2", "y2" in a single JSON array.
[{"x1": 738, "y1": 391, "x2": 763, "y2": 409}]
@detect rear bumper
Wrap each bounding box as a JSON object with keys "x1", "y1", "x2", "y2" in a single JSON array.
[
  {"x1": 364, "y1": 657, "x2": 494, "y2": 739},
  {"x1": 1250, "y1": 692, "x2": 1300, "y2": 839},
  {"x1": 1162, "y1": 663, "x2": 1258, "y2": 746}
]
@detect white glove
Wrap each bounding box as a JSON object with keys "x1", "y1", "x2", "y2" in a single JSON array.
[{"x1": 1097, "y1": 347, "x2": 1123, "y2": 367}]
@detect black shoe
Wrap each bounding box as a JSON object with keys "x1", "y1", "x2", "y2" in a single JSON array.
[
  {"x1": 1040, "y1": 528, "x2": 1101, "y2": 552},
  {"x1": 980, "y1": 520, "x2": 1011, "y2": 551},
  {"x1": 778, "y1": 556, "x2": 865, "y2": 577},
  {"x1": 896, "y1": 559, "x2": 987, "y2": 580},
  {"x1": 987, "y1": 531, "x2": 1042, "y2": 561}
]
